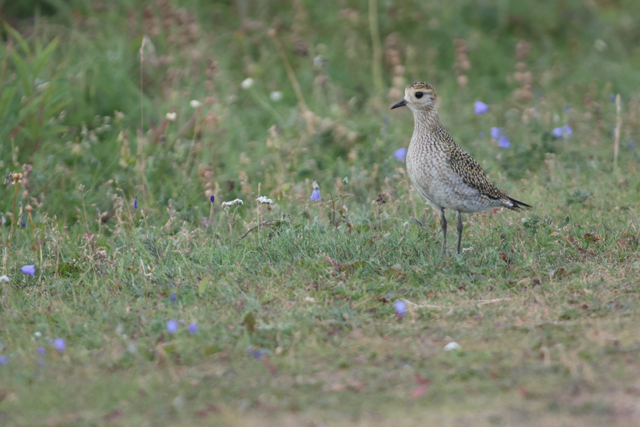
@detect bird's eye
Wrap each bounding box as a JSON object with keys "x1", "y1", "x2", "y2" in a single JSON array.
[{"x1": 415, "y1": 92, "x2": 424, "y2": 99}]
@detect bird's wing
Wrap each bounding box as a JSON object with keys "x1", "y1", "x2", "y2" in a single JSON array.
[{"x1": 444, "y1": 139, "x2": 511, "y2": 202}]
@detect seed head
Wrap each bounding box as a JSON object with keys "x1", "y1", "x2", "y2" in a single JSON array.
[{"x1": 11, "y1": 173, "x2": 23, "y2": 184}]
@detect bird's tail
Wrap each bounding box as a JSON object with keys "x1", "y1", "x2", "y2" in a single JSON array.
[{"x1": 506, "y1": 196, "x2": 532, "y2": 211}]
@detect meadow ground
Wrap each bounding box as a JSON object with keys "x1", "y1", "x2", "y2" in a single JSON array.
[{"x1": 1, "y1": 0, "x2": 640, "y2": 425}]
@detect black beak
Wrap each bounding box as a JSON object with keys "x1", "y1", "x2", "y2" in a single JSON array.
[{"x1": 390, "y1": 99, "x2": 407, "y2": 110}]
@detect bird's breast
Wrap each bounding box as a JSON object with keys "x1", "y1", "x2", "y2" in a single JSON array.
[{"x1": 406, "y1": 137, "x2": 483, "y2": 212}]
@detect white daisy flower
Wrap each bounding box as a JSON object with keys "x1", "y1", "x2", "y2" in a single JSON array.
[
  {"x1": 256, "y1": 196, "x2": 273, "y2": 205},
  {"x1": 222, "y1": 198, "x2": 244, "y2": 208}
]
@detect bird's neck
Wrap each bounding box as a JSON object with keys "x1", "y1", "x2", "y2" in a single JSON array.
[{"x1": 411, "y1": 109, "x2": 442, "y2": 137}]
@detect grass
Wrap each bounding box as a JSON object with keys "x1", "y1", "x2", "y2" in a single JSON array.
[{"x1": 1, "y1": 0, "x2": 640, "y2": 425}]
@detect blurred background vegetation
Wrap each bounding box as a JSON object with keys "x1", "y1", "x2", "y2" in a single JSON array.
[{"x1": 0, "y1": 0, "x2": 639, "y2": 231}]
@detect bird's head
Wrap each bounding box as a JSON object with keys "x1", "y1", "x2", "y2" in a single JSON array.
[{"x1": 390, "y1": 82, "x2": 437, "y2": 113}]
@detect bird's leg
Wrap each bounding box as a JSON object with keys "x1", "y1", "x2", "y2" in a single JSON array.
[
  {"x1": 440, "y1": 207, "x2": 447, "y2": 254},
  {"x1": 456, "y1": 212, "x2": 463, "y2": 254}
]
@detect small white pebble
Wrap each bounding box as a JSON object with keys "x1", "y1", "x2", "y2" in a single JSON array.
[
  {"x1": 444, "y1": 341, "x2": 460, "y2": 351},
  {"x1": 34, "y1": 331, "x2": 42, "y2": 337}
]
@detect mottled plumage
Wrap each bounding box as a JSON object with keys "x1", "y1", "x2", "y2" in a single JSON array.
[{"x1": 391, "y1": 81, "x2": 530, "y2": 254}]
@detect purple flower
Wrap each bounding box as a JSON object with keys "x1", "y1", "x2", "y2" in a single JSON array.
[
  {"x1": 479, "y1": 132, "x2": 485, "y2": 138},
  {"x1": 134, "y1": 197, "x2": 138, "y2": 209},
  {"x1": 38, "y1": 358, "x2": 46, "y2": 366},
  {"x1": 37, "y1": 347, "x2": 46, "y2": 355},
  {"x1": 310, "y1": 188, "x2": 321, "y2": 202},
  {"x1": 188, "y1": 322, "x2": 198, "y2": 334},
  {"x1": 474, "y1": 101, "x2": 489, "y2": 115},
  {"x1": 170, "y1": 292, "x2": 177, "y2": 303},
  {"x1": 245, "y1": 347, "x2": 264, "y2": 359},
  {"x1": 53, "y1": 338, "x2": 65, "y2": 352},
  {"x1": 167, "y1": 319, "x2": 178, "y2": 334},
  {"x1": 552, "y1": 125, "x2": 572, "y2": 139},
  {"x1": 21, "y1": 265, "x2": 35, "y2": 276},
  {"x1": 210, "y1": 194, "x2": 215, "y2": 203},
  {"x1": 498, "y1": 135, "x2": 511, "y2": 149},
  {"x1": 394, "y1": 299, "x2": 406, "y2": 319},
  {"x1": 20, "y1": 218, "x2": 25, "y2": 227},
  {"x1": 490, "y1": 127, "x2": 503, "y2": 139},
  {"x1": 629, "y1": 141, "x2": 635, "y2": 149},
  {"x1": 610, "y1": 93, "x2": 615, "y2": 103},
  {"x1": 0, "y1": 356, "x2": 7, "y2": 365},
  {"x1": 394, "y1": 147, "x2": 407, "y2": 162}
]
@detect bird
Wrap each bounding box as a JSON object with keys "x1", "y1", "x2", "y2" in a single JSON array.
[{"x1": 391, "y1": 81, "x2": 530, "y2": 254}]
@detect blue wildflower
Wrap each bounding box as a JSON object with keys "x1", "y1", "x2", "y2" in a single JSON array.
[
  {"x1": 0, "y1": 356, "x2": 7, "y2": 365},
  {"x1": 490, "y1": 127, "x2": 503, "y2": 139},
  {"x1": 479, "y1": 132, "x2": 485, "y2": 138},
  {"x1": 394, "y1": 147, "x2": 407, "y2": 162},
  {"x1": 474, "y1": 101, "x2": 489, "y2": 115},
  {"x1": 610, "y1": 93, "x2": 615, "y2": 103},
  {"x1": 210, "y1": 194, "x2": 215, "y2": 203},
  {"x1": 170, "y1": 292, "x2": 177, "y2": 303},
  {"x1": 552, "y1": 125, "x2": 572, "y2": 139},
  {"x1": 498, "y1": 135, "x2": 511, "y2": 149},
  {"x1": 629, "y1": 141, "x2": 635, "y2": 149},
  {"x1": 167, "y1": 319, "x2": 178, "y2": 334},
  {"x1": 394, "y1": 299, "x2": 406, "y2": 319},
  {"x1": 37, "y1": 347, "x2": 46, "y2": 356},
  {"x1": 53, "y1": 338, "x2": 65, "y2": 352},
  {"x1": 38, "y1": 358, "x2": 45, "y2": 366},
  {"x1": 188, "y1": 322, "x2": 198, "y2": 334},
  {"x1": 310, "y1": 179, "x2": 321, "y2": 202},
  {"x1": 20, "y1": 218, "x2": 25, "y2": 227},
  {"x1": 21, "y1": 265, "x2": 35, "y2": 276},
  {"x1": 134, "y1": 197, "x2": 138, "y2": 209}
]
